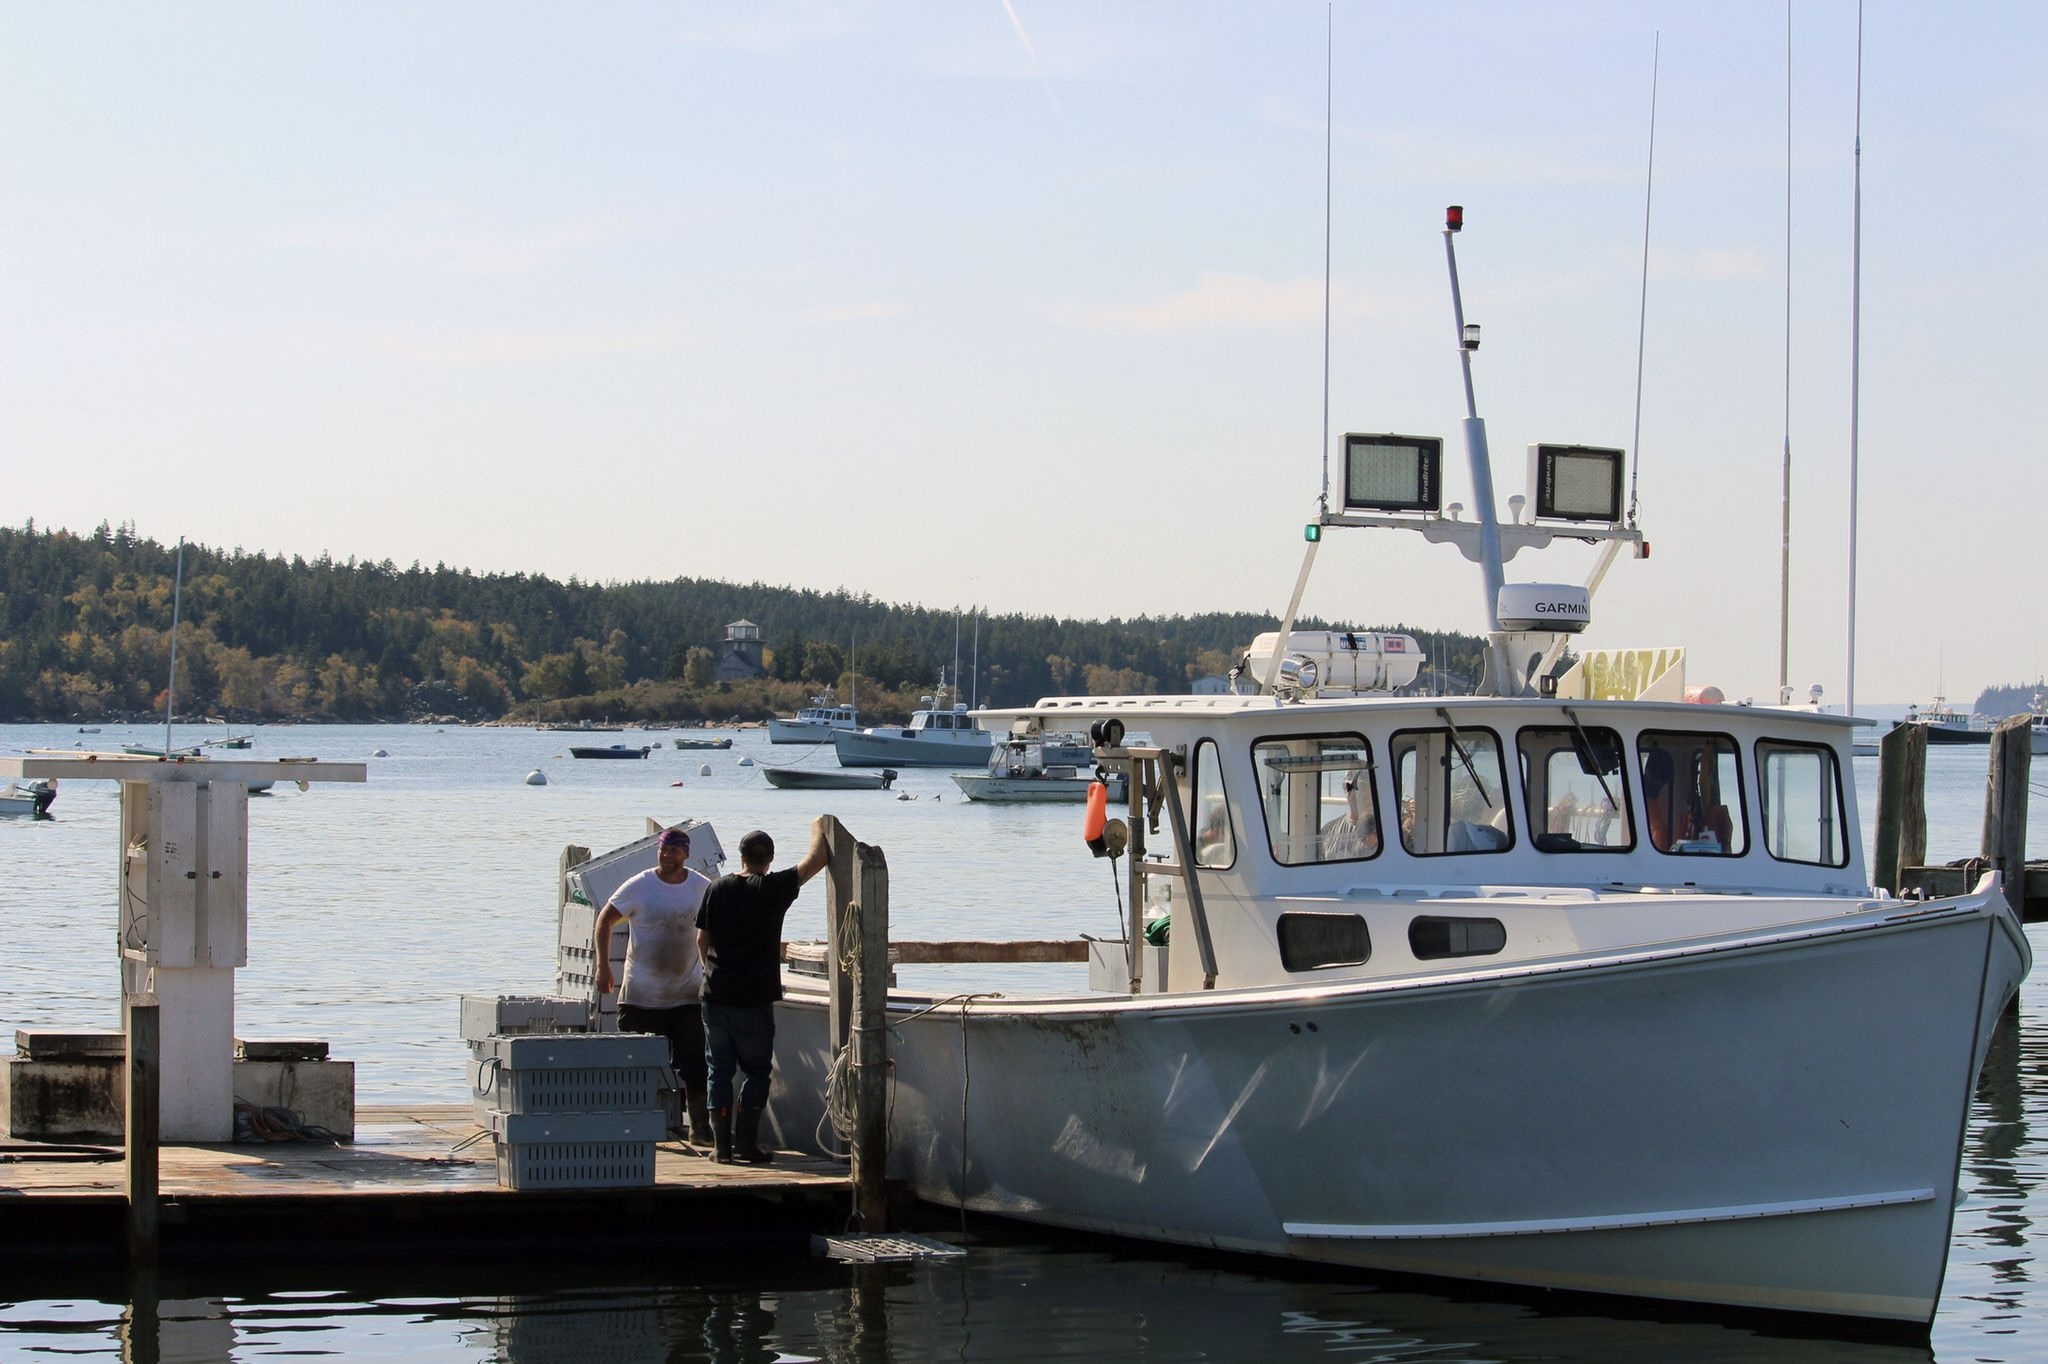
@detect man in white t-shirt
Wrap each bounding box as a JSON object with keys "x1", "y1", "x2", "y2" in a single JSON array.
[{"x1": 595, "y1": 826, "x2": 712, "y2": 1146}]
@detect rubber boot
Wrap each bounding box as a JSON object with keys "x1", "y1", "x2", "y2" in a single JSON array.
[
  {"x1": 710, "y1": 1105, "x2": 734, "y2": 1164},
  {"x1": 686, "y1": 1086, "x2": 711, "y2": 1152},
  {"x1": 734, "y1": 1104, "x2": 775, "y2": 1165}
]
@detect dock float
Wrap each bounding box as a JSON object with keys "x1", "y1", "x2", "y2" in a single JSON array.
[{"x1": 0, "y1": 1105, "x2": 853, "y2": 1266}]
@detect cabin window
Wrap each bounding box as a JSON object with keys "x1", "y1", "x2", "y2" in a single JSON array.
[
  {"x1": 1277, "y1": 912, "x2": 1371, "y2": 971},
  {"x1": 1757, "y1": 739, "x2": 1849, "y2": 867},
  {"x1": 1191, "y1": 738, "x2": 1235, "y2": 869},
  {"x1": 1517, "y1": 723, "x2": 1633, "y2": 852},
  {"x1": 1408, "y1": 915, "x2": 1507, "y2": 959},
  {"x1": 1636, "y1": 731, "x2": 1746, "y2": 856},
  {"x1": 1391, "y1": 723, "x2": 1512, "y2": 856},
  {"x1": 1251, "y1": 734, "x2": 1381, "y2": 865}
]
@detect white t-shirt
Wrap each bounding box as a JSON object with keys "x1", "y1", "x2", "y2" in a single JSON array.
[{"x1": 607, "y1": 867, "x2": 710, "y2": 1008}]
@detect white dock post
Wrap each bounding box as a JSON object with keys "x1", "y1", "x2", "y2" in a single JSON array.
[{"x1": 1, "y1": 755, "x2": 367, "y2": 1143}]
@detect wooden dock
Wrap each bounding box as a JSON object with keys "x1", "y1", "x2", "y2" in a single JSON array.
[{"x1": 0, "y1": 1105, "x2": 853, "y2": 1266}]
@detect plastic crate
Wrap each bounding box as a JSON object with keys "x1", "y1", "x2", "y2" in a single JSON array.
[
  {"x1": 471, "y1": 1033, "x2": 669, "y2": 1124},
  {"x1": 489, "y1": 1110, "x2": 662, "y2": 1190},
  {"x1": 495, "y1": 1138, "x2": 657, "y2": 1190},
  {"x1": 459, "y1": 994, "x2": 589, "y2": 1044}
]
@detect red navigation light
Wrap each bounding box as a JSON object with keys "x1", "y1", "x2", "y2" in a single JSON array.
[{"x1": 1445, "y1": 204, "x2": 1465, "y2": 232}]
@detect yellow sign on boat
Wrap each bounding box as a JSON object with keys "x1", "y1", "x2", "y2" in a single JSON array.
[{"x1": 1558, "y1": 647, "x2": 1687, "y2": 702}]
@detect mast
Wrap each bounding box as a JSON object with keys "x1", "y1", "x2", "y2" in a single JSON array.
[
  {"x1": 163, "y1": 537, "x2": 186, "y2": 754},
  {"x1": 1441, "y1": 207, "x2": 1512, "y2": 695}
]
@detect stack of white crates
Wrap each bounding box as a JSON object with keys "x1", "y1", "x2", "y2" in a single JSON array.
[
  {"x1": 476, "y1": 1032, "x2": 668, "y2": 1190},
  {"x1": 460, "y1": 994, "x2": 591, "y2": 1124}
]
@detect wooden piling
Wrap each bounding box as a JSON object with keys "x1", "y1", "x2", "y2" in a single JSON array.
[
  {"x1": 852, "y1": 841, "x2": 890, "y2": 1234},
  {"x1": 1873, "y1": 721, "x2": 1927, "y2": 893},
  {"x1": 1982, "y1": 715, "x2": 2032, "y2": 920},
  {"x1": 816, "y1": 814, "x2": 889, "y2": 1233},
  {"x1": 124, "y1": 991, "x2": 160, "y2": 1268}
]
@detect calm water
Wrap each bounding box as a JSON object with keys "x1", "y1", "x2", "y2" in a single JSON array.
[{"x1": 2, "y1": 722, "x2": 2042, "y2": 1361}]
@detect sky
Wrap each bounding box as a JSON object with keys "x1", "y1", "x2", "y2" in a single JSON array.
[{"x1": 3, "y1": 1, "x2": 2042, "y2": 709}]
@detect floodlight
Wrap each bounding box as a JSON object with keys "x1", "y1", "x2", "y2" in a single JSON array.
[
  {"x1": 1342, "y1": 433, "x2": 1442, "y2": 513},
  {"x1": 1526, "y1": 443, "x2": 1625, "y2": 523}
]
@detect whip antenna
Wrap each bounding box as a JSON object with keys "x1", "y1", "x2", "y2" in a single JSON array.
[
  {"x1": 1779, "y1": 3, "x2": 1794, "y2": 704},
  {"x1": 1318, "y1": 3, "x2": 1333, "y2": 515},
  {"x1": 1626, "y1": 34, "x2": 1660, "y2": 529},
  {"x1": 1846, "y1": 0, "x2": 1864, "y2": 716}
]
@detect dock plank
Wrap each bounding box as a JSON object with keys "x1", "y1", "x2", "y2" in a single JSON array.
[{"x1": 1, "y1": 1104, "x2": 853, "y2": 1264}]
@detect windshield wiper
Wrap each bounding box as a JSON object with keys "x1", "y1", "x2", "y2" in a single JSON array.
[{"x1": 1434, "y1": 707, "x2": 1492, "y2": 807}]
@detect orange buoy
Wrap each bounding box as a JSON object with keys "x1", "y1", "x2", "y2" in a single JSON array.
[{"x1": 1083, "y1": 780, "x2": 1109, "y2": 856}]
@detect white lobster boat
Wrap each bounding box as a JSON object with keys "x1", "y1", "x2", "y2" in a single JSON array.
[{"x1": 757, "y1": 209, "x2": 2032, "y2": 1332}]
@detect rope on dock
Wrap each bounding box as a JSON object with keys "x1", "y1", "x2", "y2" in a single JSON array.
[{"x1": 232, "y1": 1100, "x2": 341, "y2": 1145}]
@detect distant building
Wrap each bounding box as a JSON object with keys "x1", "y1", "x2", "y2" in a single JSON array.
[
  {"x1": 1191, "y1": 675, "x2": 1232, "y2": 695},
  {"x1": 715, "y1": 619, "x2": 766, "y2": 682}
]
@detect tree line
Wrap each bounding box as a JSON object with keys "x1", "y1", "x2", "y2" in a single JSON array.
[{"x1": 0, "y1": 521, "x2": 1488, "y2": 723}]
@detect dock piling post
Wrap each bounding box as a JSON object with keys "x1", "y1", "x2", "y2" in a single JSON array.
[
  {"x1": 853, "y1": 840, "x2": 891, "y2": 1232},
  {"x1": 816, "y1": 814, "x2": 890, "y2": 1231},
  {"x1": 1982, "y1": 715, "x2": 2032, "y2": 919},
  {"x1": 124, "y1": 991, "x2": 160, "y2": 1268},
  {"x1": 1874, "y1": 722, "x2": 1927, "y2": 893}
]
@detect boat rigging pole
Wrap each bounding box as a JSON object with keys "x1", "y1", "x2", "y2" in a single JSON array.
[
  {"x1": 1262, "y1": 7, "x2": 1333, "y2": 696},
  {"x1": 1627, "y1": 35, "x2": 1659, "y2": 534},
  {"x1": 1778, "y1": 7, "x2": 1794, "y2": 704},
  {"x1": 1442, "y1": 208, "x2": 1512, "y2": 696},
  {"x1": 1845, "y1": 0, "x2": 1864, "y2": 717}
]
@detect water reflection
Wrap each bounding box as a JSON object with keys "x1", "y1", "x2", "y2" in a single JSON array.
[{"x1": 2, "y1": 1237, "x2": 1952, "y2": 1364}]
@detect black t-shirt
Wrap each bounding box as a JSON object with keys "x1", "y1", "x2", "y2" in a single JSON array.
[{"x1": 698, "y1": 866, "x2": 804, "y2": 1006}]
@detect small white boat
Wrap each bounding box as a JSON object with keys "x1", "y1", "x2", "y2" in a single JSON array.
[
  {"x1": 953, "y1": 733, "x2": 1125, "y2": 803},
  {"x1": 832, "y1": 674, "x2": 992, "y2": 769},
  {"x1": 768, "y1": 698, "x2": 860, "y2": 745},
  {"x1": 0, "y1": 779, "x2": 56, "y2": 817}
]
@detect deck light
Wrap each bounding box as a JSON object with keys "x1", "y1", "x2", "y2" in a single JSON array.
[
  {"x1": 1527, "y1": 443, "x2": 1626, "y2": 523},
  {"x1": 1341, "y1": 432, "x2": 1442, "y2": 514},
  {"x1": 1461, "y1": 323, "x2": 1481, "y2": 351},
  {"x1": 1304, "y1": 523, "x2": 1321, "y2": 543},
  {"x1": 1445, "y1": 204, "x2": 1464, "y2": 232}
]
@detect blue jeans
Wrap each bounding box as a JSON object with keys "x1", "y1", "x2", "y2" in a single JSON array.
[{"x1": 703, "y1": 1002, "x2": 776, "y2": 1111}]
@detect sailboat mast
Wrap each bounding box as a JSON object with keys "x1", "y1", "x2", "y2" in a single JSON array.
[{"x1": 163, "y1": 537, "x2": 186, "y2": 755}]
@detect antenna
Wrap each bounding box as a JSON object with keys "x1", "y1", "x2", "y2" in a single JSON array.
[
  {"x1": 1779, "y1": 4, "x2": 1793, "y2": 705},
  {"x1": 1318, "y1": 3, "x2": 1333, "y2": 515},
  {"x1": 1626, "y1": 34, "x2": 1660, "y2": 530},
  {"x1": 1846, "y1": 0, "x2": 1863, "y2": 717},
  {"x1": 163, "y1": 536, "x2": 186, "y2": 755}
]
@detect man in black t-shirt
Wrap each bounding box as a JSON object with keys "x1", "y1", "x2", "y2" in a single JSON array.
[{"x1": 696, "y1": 824, "x2": 830, "y2": 1163}]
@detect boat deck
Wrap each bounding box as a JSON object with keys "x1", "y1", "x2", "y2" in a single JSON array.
[{"x1": 0, "y1": 1105, "x2": 853, "y2": 1265}]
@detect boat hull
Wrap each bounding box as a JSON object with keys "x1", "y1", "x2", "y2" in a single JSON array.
[
  {"x1": 833, "y1": 729, "x2": 993, "y2": 768},
  {"x1": 767, "y1": 901, "x2": 2025, "y2": 1327},
  {"x1": 951, "y1": 774, "x2": 1096, "y2": 802},
  {"x1": 762, "y1": 766, "x2": 896, "y2": 791},
  {"x1": 768, "y1": 718, "x2": 857, "y2": 745}
]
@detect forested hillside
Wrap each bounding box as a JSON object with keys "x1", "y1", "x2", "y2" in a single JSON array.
[{"x1": 0, "y1": 522, "x2": 1485, "y2": 723}]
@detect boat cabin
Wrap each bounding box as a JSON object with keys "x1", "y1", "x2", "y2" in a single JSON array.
[{"x1": 993, "y1": 693, "x2": 1869, "y2": 996}]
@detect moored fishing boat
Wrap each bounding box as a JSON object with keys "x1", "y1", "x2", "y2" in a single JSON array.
[
  {"x1": 568, "y1": 744, "x2": 654, "y2": 760},
  {"x1": 832, "y1": 673, "x2": 992, "y2": 768},
  {"x1": 758, "y1": 209, "x2": 2031, "y2": 1332},
  {"x1": 952, "y1": 732, "x2": 1125, "y2": 803},
  {"x1": 768, "y1": 698, "x2": 860, "y2": 745}
]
